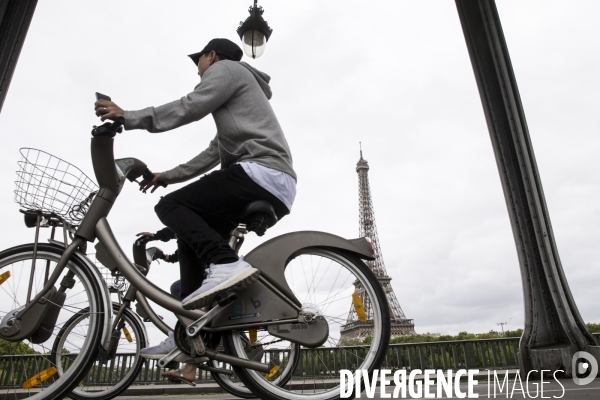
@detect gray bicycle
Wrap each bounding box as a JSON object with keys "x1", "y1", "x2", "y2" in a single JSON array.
[
  {"x1": 59, "y1": 235, "x2": 269, "y2": 399},
  {"x1": 0, "y1": 118, "x2": 391, "y2": 400}
]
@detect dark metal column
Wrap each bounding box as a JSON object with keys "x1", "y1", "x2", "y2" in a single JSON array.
[
  {"x1": 0, "y1": 0, "x2": 38, "y2": 113},
  {"x1": 455, "y1": 0, "x2": 599, "y2": 376}
]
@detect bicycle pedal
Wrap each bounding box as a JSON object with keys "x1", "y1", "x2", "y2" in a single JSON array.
[
  {"x1": 166, "y1": 376, "x2": 196, "y2": 387},
  {"x1": 215, "y1": 289, "x2": 238, "y2": 306},
  {"x1": 163, "y1": 361, "x2": 179, "y2": 369}
]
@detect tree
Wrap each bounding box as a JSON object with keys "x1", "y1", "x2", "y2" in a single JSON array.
[{"x1": 0, "y1": 339, "x2": 38, "y2": 355}]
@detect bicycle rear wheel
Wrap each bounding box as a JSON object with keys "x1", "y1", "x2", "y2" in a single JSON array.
[
  {"x1": 54, "y1": 303, "x2": 146, "y2": 400},
  {"x1": 223, "y1": 247, "x2": 391, "y2": 400},
  {"x1": 0, "y1": 243, "x2": 106, "y2": 400}
]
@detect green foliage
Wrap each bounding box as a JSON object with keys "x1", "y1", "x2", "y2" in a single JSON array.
[
  {"x1": 389, "y1": 329, "x2": 524, "y2": 344},
  {"x1": 503, "y1": 329, "x2": 523, "y2": 338},
  {"x1": 586, "y1": 322, "x2": 600, "y2": 333},
  {"x1": 342, "y1": 329, "x2": 525, "y2": 346},
  {"x1": 338, "y1": 338, "x2": 367, "y2": 346},
  {"x1": 340, "y1": 324, "x2": 600, "y2": 347},
  {"x1": 0, "y1": 338, "x2": 38, "y2": 355}
]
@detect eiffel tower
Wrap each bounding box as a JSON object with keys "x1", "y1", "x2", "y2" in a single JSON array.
[{"x1": 339, "y1": 146, "x2": 415, "y2": 342}]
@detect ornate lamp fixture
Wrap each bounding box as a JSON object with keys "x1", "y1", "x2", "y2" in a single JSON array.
[{"x1": 237, "y1": 0, "x2": 273, "y2": 59}]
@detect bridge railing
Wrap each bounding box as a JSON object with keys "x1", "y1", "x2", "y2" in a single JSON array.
[
  {"x1": 4, "y1": 335, "x2": 599, "y2": 387},
  {"x1": 383, "y1": 337, "x2": 520, "y2": 371}
]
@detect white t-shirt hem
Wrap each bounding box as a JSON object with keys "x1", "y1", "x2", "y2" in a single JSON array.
[{"x1": 238, "y1": 162, "x2": 296, "y2": 212}]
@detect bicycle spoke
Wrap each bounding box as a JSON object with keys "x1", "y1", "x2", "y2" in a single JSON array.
[
  {"x1": 0, "y1": 245, "x2": 104, "y2": 399},
  {"x1": 226, "y1": 248, "x2": 390, "y2": 399}
]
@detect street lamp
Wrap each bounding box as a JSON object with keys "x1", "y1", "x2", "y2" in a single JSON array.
[
  {"x1": 497, "y1": 322, "x2": 507, "y2": 334},
  {"x1": 237, "y1": 0, "x2": 273, "y2": 59}
]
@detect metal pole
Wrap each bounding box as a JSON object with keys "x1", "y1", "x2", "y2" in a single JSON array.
[
  {"x1": 0, "y1": 0, "x2": 38, "y2": 113},
  {"x1": 455, "y1": 0, "x2": 600, "y2": 376}
]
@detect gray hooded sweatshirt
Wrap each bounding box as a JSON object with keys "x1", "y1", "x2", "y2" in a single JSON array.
[{"x1": 123, "y1": 61, "x2": 296, "y2": 184}]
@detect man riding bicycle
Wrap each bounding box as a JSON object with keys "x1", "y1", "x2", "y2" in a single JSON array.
[{"x1": 94, "y1": 38, "x2": 296, "y2": 366}]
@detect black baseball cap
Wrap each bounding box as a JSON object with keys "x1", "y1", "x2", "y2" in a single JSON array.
[{"x1": 188, "y1": 38, "x2": 243, "y2": 65}]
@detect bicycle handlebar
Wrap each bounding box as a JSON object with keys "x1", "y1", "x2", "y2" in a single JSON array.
[
  {"x1": 142, "y1": 168, "x2": 168, "y2": 189},
  {"x1": 76, "y1": 118, "x2": 166, "y2": 241},
  {"x1": 91, "y1": 118, "x2": 167, "y2": 187},
  {"x1": 91, "y1": 117, "x2": 125, "y2": 137},
  {"x1": 76, "y1": 118, "x2": 144, "y2": 241}
]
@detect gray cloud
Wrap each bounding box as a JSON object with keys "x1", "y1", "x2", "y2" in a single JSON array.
[{"x1": 0, "y1": 1, "x2": 598, "y2": 347}]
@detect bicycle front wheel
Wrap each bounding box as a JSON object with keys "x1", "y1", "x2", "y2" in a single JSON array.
[
  {"x1": 0, "y1": 243, "x2": 106, "y2": 400},
  {"x1": 223, "y1": 247, "x2": 391, "y2": 400},
  {"x1": 54, "y1": 303, "x2": 147, "y2": 400},
  {"x1": 210, "y1": 335, "x2": 257, "y2": 398},
  {"x1": 210, "y1": 331, "x2": 299, "y2": 398}
]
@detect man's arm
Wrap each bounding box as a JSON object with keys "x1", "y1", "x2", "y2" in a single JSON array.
[
  {"x1": 161, "y1": 134, "x2": 220, "y2": 184},
  {"x1": 122, "y1": 63, "x2": 235, "y2": 133},
  {"x1": 138, "y1": 135, "x2": 219, "y2": 191},
  {"x1": 94, "y1": 63, "x2": 235, "y2": 127},
  {"x1": 165, "y1": 250, "x2": 179, "y2": 264},
  {"x1": 153, "y1": 227, "x2": 177, "y2": 242}
]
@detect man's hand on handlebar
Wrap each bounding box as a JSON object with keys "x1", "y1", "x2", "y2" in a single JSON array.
[
  {"x1": 136, "y1": 231, "x2": 155, "y2": 239},
  {"x1": 95, "y1": 99, "x2": 125, "y2": 122},
  {"x1": 140, "y1": 172, "x2": 165, "y2": 194},
  {"x1": 134, "y1": 232, "x2": 155, "y2": 246},
  {"x1": 152, "y1": 248, "x2": 166, "y2": 261}
]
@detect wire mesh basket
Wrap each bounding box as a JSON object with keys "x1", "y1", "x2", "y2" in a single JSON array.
[{"x1": 14, "y1": 148, "x2": 98, "y2": 225}]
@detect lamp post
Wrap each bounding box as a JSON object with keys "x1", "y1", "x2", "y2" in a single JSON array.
[
  {"x1": 497, "y1": 322, "x2": 507, "y2": 335},
  {"x1": 237, "y1": 0, "x2": 273, "y2": 59}
]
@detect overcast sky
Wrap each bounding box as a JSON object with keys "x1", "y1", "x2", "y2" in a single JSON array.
[{"x1": 0, "y1": 1, "x2": 599, "y2": 345}]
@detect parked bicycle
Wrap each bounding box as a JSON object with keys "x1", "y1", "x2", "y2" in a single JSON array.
[
  {"x1": 62, "y1": 234, "x2": 268, "y2": 399},
  {"x1": 0, "y1": 118, "x2": 391, "y2": 400}
]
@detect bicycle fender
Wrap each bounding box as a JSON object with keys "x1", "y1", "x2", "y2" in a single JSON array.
[
  {"x1": 212, "y1": 232, "x2": 374, "y2": 327},
  {"x1": 47, "y1": 241, "x2": 114, "y2": 351},
  {"x1": 245, "y1": 231, "x2": 374, "y2": 304}
]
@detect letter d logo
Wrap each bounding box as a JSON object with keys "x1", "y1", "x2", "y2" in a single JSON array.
[{"x1": 572, "y1": 351, "x2": 598, "y2": 385}]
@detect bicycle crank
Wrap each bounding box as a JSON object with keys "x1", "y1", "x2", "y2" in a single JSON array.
[{"x1": 174, "y1": 321, "x2": 208, "y2": 357}]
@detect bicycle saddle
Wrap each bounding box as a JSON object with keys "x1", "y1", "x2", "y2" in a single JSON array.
[{"x1": 240, "y1": 200, "x2": 277, "y2": 236}]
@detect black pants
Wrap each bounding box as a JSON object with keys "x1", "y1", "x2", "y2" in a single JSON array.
[
  {"x1": 155, "y1": 164, "x2": 289, "y2": 298},
  {"x1": 176, "y1": 239, "x2": 204, "y2": 299}
]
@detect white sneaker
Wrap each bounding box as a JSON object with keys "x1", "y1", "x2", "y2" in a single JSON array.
[
  {"x1": 181, "y1": 256, "x2": 259, "y2": 310},
  {"x1": 139, "y1": 331, "x2": 176, "y2": 359}
]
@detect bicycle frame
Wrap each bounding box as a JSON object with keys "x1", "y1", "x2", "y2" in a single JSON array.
[
  {"x1": 96, "y1": 219, "x2": 375, "y2": 334},
  {"x1": 13, "y1": 123, "x2": 377, "y2": 369}
]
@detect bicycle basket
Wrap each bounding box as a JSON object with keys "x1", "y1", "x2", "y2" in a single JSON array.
[
  {"x1": 14, "y1": 148, "x2": 98, "y2": 225},
  {"x1": 89, "y1": 252, "x2": 129, "y2": 294}
]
